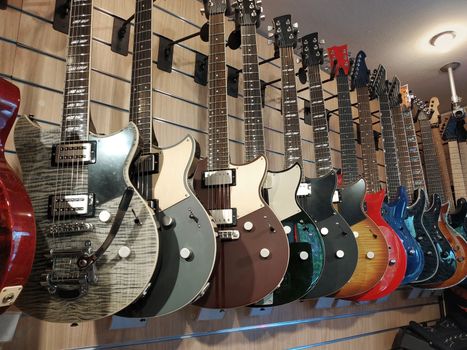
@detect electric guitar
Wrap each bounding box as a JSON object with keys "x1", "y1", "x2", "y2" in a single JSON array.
[
  {"x1": 0, "y1": 78, "x2": 36, "y2": 314},
  {"x1": 347, "y1": 52, "x2": 407, "y2": 301},
  {"x1": 117, "y1": 0, "x2": 217, "y2": 318},
  {"x1": 14, "y1": 0, "x2": 160, "y2": 323},
  {"x1": 299, "y1": 34, "x2": 361, "y2": 299},
  {"x1": 327, "y1": 45, "x2": 389, "y2": 299},
  {"x1": 193, "y1": 0, "x2": 289, "y2": 309},
  {"x1": 411, "y1": 98, "x2": 457, "y2": 284},
  {"x1": 233, "y1": 8, "x2": 321, "y2": 307},
  {"x1": 375, "y1": 74, "x2": 426, "y2": 284}
]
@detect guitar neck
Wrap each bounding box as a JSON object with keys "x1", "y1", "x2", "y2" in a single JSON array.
[
  {"x1": 402, "y1": 106, "x2": 427, "y2": 193},
  {"x1": 391, "y1": 105, "x2": 415, "y2": 201},
  {"x1": 430, "y1": 125, "x2": 454, "y2": 205},
  {"x1": 207, "y1": 12, "x2": 229, "y2": 170},
  {"x1": 61, "y1": 0, "x2": 93, "y2": 142},
  {"x1": 378, "y1": 92, "x2": 401, "y2": 201},
  {"x1": 459, "y1": 141, "x2": 467, "y2": 196},
  {"x1": 336, "y1": 73, "x2": 358, "y2": 185},
  {"x1": 129, "y1": 0, "x2": 154, "y2": 154},
  {"x1": 419, "y1": 119, "x2": 446, "y2": 201},
  {"x1": 307, "y1": 63, "x2": 332, "y2": 177},
  {"x1": 356, "y1": 86, "x2": 379, "y2": 192},
  {"x1": 447, "y1": 140, "x2": 467, "y2": 200},
  {"x1": 241, "y1": 24, "x2": 265, "y2": 162},
  {"x1": 280, "y1": 46, "x2": 303, "y2": 171}
]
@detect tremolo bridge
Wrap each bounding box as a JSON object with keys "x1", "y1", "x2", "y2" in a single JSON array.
[
  {"x1": 47, "y1": 193, "x2": 96, "y2": 219},
  {"x1": 51, "y1": 141, "x2": 97, "y2": 166}
]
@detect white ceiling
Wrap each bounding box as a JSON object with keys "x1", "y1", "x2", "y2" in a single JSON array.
[{"x1": 257, "y1": 0, "x2": 467, "y2": 113}]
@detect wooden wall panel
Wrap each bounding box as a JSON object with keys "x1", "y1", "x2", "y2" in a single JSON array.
[{"x1": 0, "y1": 1, "x2": 435, "y2": 349}]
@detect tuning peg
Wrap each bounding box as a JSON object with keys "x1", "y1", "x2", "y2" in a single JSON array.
[
  {"x1": 231, "y1": 1, "x2": 238, "y2": 8},
  {"x1": 292, "y1": 22, "x2": 299, "y2": 29},
  {"x1": 267, "y1": 25, "x2": 273, "y2": 31},
  {"x1": 200, "y1": 8, "x2": 205, "y2": 15},
  {"x1": 260, "y1": 13, "x2": 266, "y2": 21},
  {"x1": 319, "y1": 39, "x2": 325, "y2": 45},
  {"x1": 256, "y1": 0, "x2": 262, "y2": 5},
  {"x1": 323, "y1": 51, "x2": 328, "y2": 58},
  {"x1": 296, "y1": 57, "x2": 302, "y2": 64},
  {"x1": 267, "y1": 32, "x2": 274, "y2": 38}
]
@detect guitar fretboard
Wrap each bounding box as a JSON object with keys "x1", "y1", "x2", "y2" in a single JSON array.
[
  {"x1": 419, "y1": 118, "x2": 445, "y2": 201},
  {"x1": 430, "y1": 124, "x2": 454, "y2": 205},
  {"x1": 61, "y1": 0, "x2": 93, "y2": 142},
  {"x1": 308, "y1": 64, "x2": 332, "y2": 177},
  {"x1": 448, "y1": 141, "x2": 467, "y2": 200},
  {"x1": 356, "y1": 86, "x2": 379, "y2": 193},
  {"x1": 401, "y1": 106, "x2": 426, "y2": 193},
  {"x1": 378, "y1": 91, "x2": 401, "y2": 201},
  {"x1": 207, "y1": 13, "x2": 229, "y2": 170},
  {"x1": 336, "y1": 72, "x2": 358, "y2": 185},
  {"x1": 241, "y1": 24, "x2": 265, "y2": 162},
  {"x1": 280, "y1": 46, "x2": 303, "y2": 172},
  {"x1": 129, "y1": 0, "x2": 153, "y2": 154},
  {"x1": 391, "y1": 105, "x2": 415, "y2": 201}
]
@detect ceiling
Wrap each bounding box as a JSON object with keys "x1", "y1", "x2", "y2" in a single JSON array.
[{"x1": 257, "y1": 0, "x2": 467, "y2": 114}]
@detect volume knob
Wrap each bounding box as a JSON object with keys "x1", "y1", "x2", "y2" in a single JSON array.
[
  {"x1": 244, "y1": 221, "x2": 254, "y2": 231},
  {"x1": 99, "y1": 210, "x2": 112, "y2": 223},
  {"x1": 118, "y1": 246, "x2": 131, "y2": 259}
]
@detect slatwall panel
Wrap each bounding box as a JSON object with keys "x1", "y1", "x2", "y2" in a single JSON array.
[{"x1": 0, "y1": 1, "x2": 439, "y2": 349}]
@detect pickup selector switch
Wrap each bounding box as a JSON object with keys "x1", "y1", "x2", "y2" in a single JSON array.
[
  {"x1": 99, "y1": 210, "x2": 112, "y2": 223},
  {"x1": 244, "y1": 221, "x2": 254, "y2": 231},
  {"x1": 118, "y1": 246, "x2": 131, "y2": 259}
]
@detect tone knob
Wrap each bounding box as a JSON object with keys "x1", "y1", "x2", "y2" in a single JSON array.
[
  {"x1": 244, "y1": 221, "x2": 254, "y2": 231},
  {"x1": 180, "y1": 248, "x2": 192, "y2": 260},
  {"x1": 299, "y1": 251, "x2": 309, "y2": 261},
  {"x1": 353, "y1": 231, "x2": 359, "y2": 238},
  {"x1": 336, "y1": 250, "x2": 344, "y2": 259},
  {"x1": 366, "y1": 251, "x2": 375, "y2": 260},
  {"x1": 118, "y1": 246, "x2": 131, "y2": 259},
  {"x1": 408, "y1": 249, "x2": 416, "y2": 255},
  {"x1": 99, "y1": 210, "x2": 112, "y2": 223},
  {"x1": 260, "y1": 248, "x2": 270, "y2": 259},
  {"x1": 161, "y1": 216, "x2": 174, "y2": 228},
  {"x1": 284, "y1": 225, "x2": 292, "y2": 234},
  {"x1": 389, "y1": 259, "x2": 397, "y2": 265},
  {"x1": 320, "y1": 227, "x2": 329, "y2": 236}
]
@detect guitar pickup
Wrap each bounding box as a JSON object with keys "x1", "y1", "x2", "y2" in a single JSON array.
[
  {"x1": 210, "y1": 208, "x2": 237, "y2": 226},
  {"x1": 297, "y1": 183, "x2": 312, "y2": 197},
  {"x1": 202, "y1": 169, "x2": 236, "y2": 187},
  {"x1": 218, "y1": 230, "x2": 240, "y2": 240},
  {"x1": 47, "y1": 193, "x2": 96, "y2": 219},
  {"x1": 134, "y1": 154, "x2": 159, "y2": 175},
  {"x1": 46, "y1": 222, "x2": 94, "y2": 236},
  {"x1": 51, "y1": 141, "x2": 96, "y2": 166}
]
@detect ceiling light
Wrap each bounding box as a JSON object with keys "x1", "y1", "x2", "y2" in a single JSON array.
[{"x1": 429, "y1": 30, "x2": 456, "y2": 50}]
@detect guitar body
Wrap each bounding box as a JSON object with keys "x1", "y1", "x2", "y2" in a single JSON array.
[
  {"x1": 450, "y1": 198, "x2": 467, "y2": 230},
  {"x1": 0, "y1": 79, "x2": 36, "y2": 314},
  {"x1": 193, "y1": 157, "x2": 289, "y2": 308},
  {"x1": 414, "y1": 194, "x2": 456, "y2": 285},
  {"x1": 334, "y1": 179, "x2": 389, "y2": 298},
  {"x1": 119, "y1": 135, "x2": 217, "y2": 317},
  {"x1": 350, "y1": 189, "x2": 407, "y2": 301},
  {"x1": 254, "y1": 164, "x2": 323, "y2": 306},
  {"x1": 14, "y1": 117, "x2": 159, "y2": 323},
  {"x1": 300, "y1": 171, "x2": 359, "y2": 299},
  {"x1": 382, "y1": 186, "x2": 424, "y2": 283},
  {"x1": 421, "y1": 203, "x2": 467, "y2": 289}
]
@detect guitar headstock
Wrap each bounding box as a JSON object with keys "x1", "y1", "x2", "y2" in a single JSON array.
[
  {"x1": 232, "y1": 0, "x2": 264, "y2": 27},
  {"x1": 388, "y1": 76, "x2": 402, "y2": 108},
  {"x1": 369, "y1": 64, "x2": 387, "y2": 98},
  {"x1": 270, "y1": 15, "x2": 298, "y2": 48},
  {"x1": 400, "y1": 84, "x2": 411, "y2": 110},
  {"x1": 301, "y1": 32, "x2": 323, "y2": 67},
  {"x1": 327, "y1": 45, "x2": 351, "y2": 76},
  {"x1": 411, "y1": 96, "x2": 432, "y2": 121},
  {"x1": 429, "y1": 97, "x2": 441, "y2": 126},
  {"x1": 350, "y1": 50, "x2": 369, "y2": 89},
  {"x1": 202, "y1": 0, "x2": 228, "y2": 18}
]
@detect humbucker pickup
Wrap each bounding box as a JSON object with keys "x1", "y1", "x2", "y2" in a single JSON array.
[
  {"x1": 47, "y1": 222, "x2": 94, "y2": 236},
  {"x1": 297, "y1": 183, "x2": 312, "y2": 197},
  {"x1": 133, "y1": 153, "x2": 159, "y2": 175},
  {"x1": 51, "y1": 141, "x2": 97, "y2": 166},
  {"x1": 48, "y1": 193, "x2": 96, "y2": 219},
  {"x1": 202, "y1": 169, "x2": 236, "y2": 187},
  {"x1": 210, "y1": 208, "x2": 237, "y2": 226},
  {"x1": 218, "y1": 230, "x2": 240, "y2": 240}
]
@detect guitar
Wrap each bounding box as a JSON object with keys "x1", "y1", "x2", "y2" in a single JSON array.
[
  {"x1": 411, "y1": 98, "x2": 457, "y2": 284},
  {"x1": 327, "y1": 45, "x2": 389, "y2": 299},
  {"x1": 233, "y1": 8, "x2": 321, "y2": 307},
  {"x1": 374, "y1": 73, "x2": 425, "y2": 284},
  {"x1": 433, "y1": 97, "x2": 467, "y2": 230},
  {"x1": 0, "y1": 78, "x2": 36, "y2": 314},
  {"x1": 399, "y1": 85, "x2": 441, "y2": 283},
  {"x1": 347, "y1": 52, "x2": 407, "y2": 301},
  {"x1": 117, "y1": 0, "x2": 217, "y2": 318},
  {"x1": 14, "y1": 0, "x2": 160, "y2": 323},
  {"x1": 299, "y1": 34, "x2": 361, "y2": 299},
  {"x1": 193, "y1": 0, "x2": 289, "y2": 309}
]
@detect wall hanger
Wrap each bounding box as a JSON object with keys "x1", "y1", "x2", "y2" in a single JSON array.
[{"x1": 53, "y1": 0, "x2": 71, "y2": 34}]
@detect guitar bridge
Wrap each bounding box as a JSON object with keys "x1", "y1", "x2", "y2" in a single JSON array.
[
  {"x1": 47, "y1": 193, "x2": 96, "y2": 219},
  {"x1": 47, "y1": 222, "x2": 94, "y2": 236},
  {"x1": 51, "y1": 141, "x2": 96, "y2": 166}
]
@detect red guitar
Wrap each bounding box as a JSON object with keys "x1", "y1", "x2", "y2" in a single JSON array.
[{"x1": 0, "y1": 78, "x2": 36, "y2": 314}]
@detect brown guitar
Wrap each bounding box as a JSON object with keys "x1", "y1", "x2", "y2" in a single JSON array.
[{"x1": 192, "y1": 0, "x2": 289, "y2": 309}]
